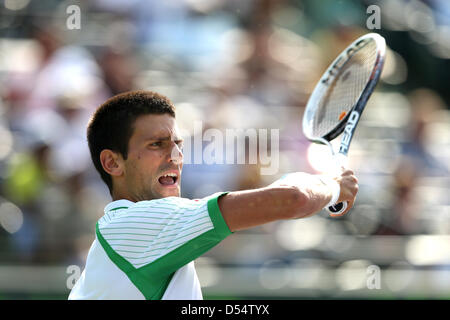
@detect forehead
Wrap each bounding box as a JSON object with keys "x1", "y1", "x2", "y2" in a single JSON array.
[{"x1": 131, "y1": 113, "x2": 180, "y2": 140}]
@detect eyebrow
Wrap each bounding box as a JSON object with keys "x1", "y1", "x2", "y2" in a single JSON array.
[{"x1": 145, "y1": 135, "x2": 184, "y2": 142}]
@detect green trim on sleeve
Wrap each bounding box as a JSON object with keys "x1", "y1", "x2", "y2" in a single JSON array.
[
  {"x1": 110, "y1": 206, "x2": 129, "y2": 211},
  {"x1": 207, "y1": 191, "x2": 233, "y2": 238},
  {"x1": 95, "y1": 192, "x2": 232, "y2": 300},
  {"x1": 135, "y1": 192, "x2": 233, "y2": 276}
]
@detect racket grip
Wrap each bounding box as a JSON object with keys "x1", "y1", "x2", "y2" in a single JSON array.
[
  {"x1": 326, "y1": 153, "x2": 349, "y2": 217},
  {"x1": 327, "y1": 201, "x2": 348, "y2": 217}
]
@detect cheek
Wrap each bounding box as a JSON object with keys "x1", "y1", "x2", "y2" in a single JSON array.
[{"x1": 135, "y1": 152, "x2": 164, "y2": 175}]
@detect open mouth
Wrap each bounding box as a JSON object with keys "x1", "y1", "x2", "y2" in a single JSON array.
[{"x1": 158, "y1": 172, "x2": 179, "y2": 187}]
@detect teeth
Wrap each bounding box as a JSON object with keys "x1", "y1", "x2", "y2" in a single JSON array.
[{"x1": 163, "y1": 173, "x2": 177, "y2": 178}]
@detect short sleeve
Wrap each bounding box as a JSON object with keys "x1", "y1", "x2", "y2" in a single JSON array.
[{"x1": 97, "y1": 192, "x2": 232, "y2": 271}]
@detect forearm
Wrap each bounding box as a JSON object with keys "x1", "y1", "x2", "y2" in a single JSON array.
[
  {"x1": 274, "y1": 172, "x2": 337, "y2": 218},
  {"x1": 218, "y1": 181, "x2": 332, "y2": 232}
]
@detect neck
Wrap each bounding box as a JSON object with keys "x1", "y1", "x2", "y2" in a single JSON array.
[{"x1": 111, "y1": 187, "x2": 134, "y2": 202}]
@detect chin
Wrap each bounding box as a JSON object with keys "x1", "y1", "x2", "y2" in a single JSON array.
[{"x1": 160, "y1": 188, "x2": 180, "y2": 198}]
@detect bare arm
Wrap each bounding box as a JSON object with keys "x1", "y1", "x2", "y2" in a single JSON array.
[{"x1": 218, "y1": 170, "x2": 358, "y2": 232}]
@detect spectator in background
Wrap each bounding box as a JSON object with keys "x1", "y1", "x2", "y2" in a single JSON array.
[
  {"x1": 377, "y1": 88, "x2": 449, "y2": 235},
  {"x1": 401, "y1": 88, "x2": 449, "y2": 176},
  {"x1": 3, "y1": 19, "x2": 112, "y2": 180},
  {"x1": 97, "y1": 48, "x2": 138, "y2": 96},
  {"x1": 0, "y1": 19, "x2": 114, "y2": 264},
  {"x1": 6, "y1": 21, "x2": 106, "y2": 115}
]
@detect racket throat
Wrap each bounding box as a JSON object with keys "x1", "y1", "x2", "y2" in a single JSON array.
[{"x1": 339, "y1": 110, "x2": 360, "y2": 154}]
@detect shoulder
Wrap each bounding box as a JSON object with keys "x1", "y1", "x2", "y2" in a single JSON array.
[
  {"x1": 135, "y1": 193, "x2": 227, "y2": 211},
  {"x1": 98, "y1": 193, "x2": 227, "y2": 228},
  {"x1": 133, "y1": 196, "x2": 206, "y2": 212}
]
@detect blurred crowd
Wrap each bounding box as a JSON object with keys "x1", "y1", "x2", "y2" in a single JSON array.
[{"x1": 0, "y1": 0, "x2": 449, "y2": 298}]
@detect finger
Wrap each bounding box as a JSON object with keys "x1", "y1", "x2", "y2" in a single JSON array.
[
  {"x1": 344, "y1": 199, "x2": 355, "y2": 214},
  {"x1": 353, "y1": 184, "x2": 359, "y2": 196},
  {"x1": 341, "y1": 169, "x2": 355, "y2": 176},
  {"x1": 340, "y1": 200, "x2": 354, "y2": 217}
]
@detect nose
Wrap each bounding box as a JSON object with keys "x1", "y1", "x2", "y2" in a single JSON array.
[{"x1": 169, "y1": 142, "x2": 183, "y2": 164}]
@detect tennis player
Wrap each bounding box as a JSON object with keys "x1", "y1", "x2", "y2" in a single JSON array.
[{"x1": 68, "y1": 90, "x2": 358, "y2": 300}]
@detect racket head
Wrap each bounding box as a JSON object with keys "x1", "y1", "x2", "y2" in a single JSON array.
[{"x1": 302, "y1": 33, "x2": 386, "y2": 144}]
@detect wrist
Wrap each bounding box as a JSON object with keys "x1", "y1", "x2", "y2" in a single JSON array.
[
  {"x1": 275, "y1": 173, "x2": 340, "y2": 208},
  {"x1": 318, "y1": 176, "x2": 340, "y2": 208}
]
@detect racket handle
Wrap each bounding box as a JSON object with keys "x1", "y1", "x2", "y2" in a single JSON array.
[
  {"x1": 327, "y1": 201, "x2": 348, "y2": 217},
  {"x1": 325, "y1": 153, "x2": 349, "y2": 217}
]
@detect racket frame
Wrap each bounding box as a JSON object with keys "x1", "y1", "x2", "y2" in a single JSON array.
[
  {"x1": 303, "y1": 33, "x2": 386, "y2": 153},
  {"x1": 302, "y1": 33, "x2": 386, "y2": 216}
]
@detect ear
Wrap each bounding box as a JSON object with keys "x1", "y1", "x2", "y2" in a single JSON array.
[{"x1": 100, "y1": 149, "x2": 124, "y2": 177}]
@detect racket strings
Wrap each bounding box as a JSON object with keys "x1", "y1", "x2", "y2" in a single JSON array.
[{"x1": 311, "y1": 40, "x2": 378, "y2": 138}]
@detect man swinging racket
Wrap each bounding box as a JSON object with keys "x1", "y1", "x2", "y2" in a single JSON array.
[{"x1": 68, "y1": 90, "x2": 358, "y2": 300}]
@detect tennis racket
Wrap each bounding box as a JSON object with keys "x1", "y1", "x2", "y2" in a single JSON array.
[{"x1": 302, "y1": 33, "x2": 386, "y2": 217}]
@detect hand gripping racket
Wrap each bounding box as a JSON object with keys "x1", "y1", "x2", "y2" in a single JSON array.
[{"x1": 302, "y1": 33, "x2": 386, "y2": 217}]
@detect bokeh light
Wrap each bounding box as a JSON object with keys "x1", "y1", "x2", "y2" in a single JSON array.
[{"x1": 0, "y1": 201, "x2": 24, "y2": 234}]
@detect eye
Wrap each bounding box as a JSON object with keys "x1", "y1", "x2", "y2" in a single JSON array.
[{"x1": 149, "y1": 141, "x2": 162, "y2": 147}]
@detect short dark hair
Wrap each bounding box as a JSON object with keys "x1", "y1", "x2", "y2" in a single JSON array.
[{"x1": 87, "y1": 90, "x2": 176, "y2": 193}]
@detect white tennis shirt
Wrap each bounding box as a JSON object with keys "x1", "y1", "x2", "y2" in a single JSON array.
[{"x1": 68, "y1": 192, "x2": 231, "y2": 300}]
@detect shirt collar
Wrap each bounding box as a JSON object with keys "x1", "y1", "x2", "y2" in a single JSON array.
[{"x1": 104, "y1": 199, "x2": 135, "y2": 213}]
